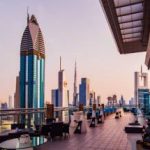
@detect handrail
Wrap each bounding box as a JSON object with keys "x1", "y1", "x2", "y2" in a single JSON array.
[
  {"x1": 0, "y1": 106, "x2": 72, "y2": 112},
  {"x1": 0, "y1": 105, "x2": 120, "y2": 117}
]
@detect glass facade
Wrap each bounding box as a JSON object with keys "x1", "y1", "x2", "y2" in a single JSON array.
[
  {"x1": 20, "y1": 15, "x2": 45, "y2": 111},
  {"x1": 138, "y1": 88, "x2": 149, "y2": 108},
  {"x1": 20, "y1": 55, "x2": 45, "y2": 109},
  {"x1": 79, "y1": 78, "x2": 90, "y2": 106},
  {"x1": 144, "y1": 93, "x2": 150, "y2": 114}
]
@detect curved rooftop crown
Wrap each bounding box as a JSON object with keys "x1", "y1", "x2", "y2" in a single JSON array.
[
  {"x1": 29, "y1": 15, "x2": 39, "y2": 25},
  {"x1": 20, "y1": 14, "x2": 45, "y2": 55}
]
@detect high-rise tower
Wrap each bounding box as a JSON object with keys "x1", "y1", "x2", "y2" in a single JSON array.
[
  {"x1": 14, "y1": 75, "x2": 20, "y2": 108},
  {"x1": 79, "y1": 78, "x2": 90, "y2": 106},
  {"x1": 58, "y1": 57, "x2": 68, "y2": 107},
  {"x1": 73, "y1": 61, "x2": 78, "y2": 106},
  {"x1": 134, "y1": 66, "x2": 148, "y2": 107},
  {"x1": 20, "y1": 14, "x2": 45, "y2": 109}
]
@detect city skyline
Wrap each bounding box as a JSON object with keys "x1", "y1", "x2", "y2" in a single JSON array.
[{"x1": 0, "y1": 0, "x2": 148, "y2": 104}]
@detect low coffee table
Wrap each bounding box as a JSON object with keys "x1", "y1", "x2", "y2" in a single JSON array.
[
  {"x1": 125, "y1": 125, "x2": 143, "y2": 133},
  {"x1": 0, "y1": 136, "x2": 47, "y2": 149}
]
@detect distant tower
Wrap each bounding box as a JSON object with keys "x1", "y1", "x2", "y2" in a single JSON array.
[
  {"x1": 89, "y1": 90, "x2": 96, "y2": 106},
  {"x1": 58, "y1": 57, "x2": 68, "y2": 107},
  {"x1": 20, "y1": 14, "x2": 45, "y2": 109},
  {"x1": 8, "y1": 95, "x2": 12, "y2": 109},
  {"x1": 119, "y1": 95, "x2": 125, "y2": 106},
  {"x1": 134, "y1": 66, "x2": 148, "y2": 107},
  {"x1": 73, "y1": 61, "x2": 78, "y2": 106},
  {"x1": 51, "y1": 89, "x2": 59, "y2": 107},
  {"x1": 14, "y1": 75, "x2": 20, "y2": 108},
  {"x1": 79, "y1": 78, "x2": 90, "y2": 106},
  {"x1": 112, "y1": 95, "x2": 117, "y2": 106},
  {"x1": 97, "y1": 95, "x2": 101, "y2": 105},
  {"x1": 107, "y1": 96, "x2": 113, "y2": 106}
]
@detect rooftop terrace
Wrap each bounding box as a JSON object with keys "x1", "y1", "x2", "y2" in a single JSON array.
[{"x1": 37, "y1": 111, "x2": 142, "y2": 150}]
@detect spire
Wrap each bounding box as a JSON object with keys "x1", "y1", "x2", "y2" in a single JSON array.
[
  {"x1": 141, "y1": 65, "x2": 143, "y2": 80},
  {"x1": 27, "y1": 7, "x2": 29, "y2": 25},
  {"x1": 60, "y1": 56, "x2": 62, "y2": 71},
  {"x1": 74, "y1": 60, "x2": 77, "y2": 84},
  {"x1": 73, "y1": 60, "x2": 77, "y2": 106},
  {"x1": 141, "y1": 65, "x2": 143, "y2": 74}
]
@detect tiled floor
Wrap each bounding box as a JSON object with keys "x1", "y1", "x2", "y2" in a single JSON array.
[{"x1": 37, "y1": 111, "x2": 143, "y2": 150}]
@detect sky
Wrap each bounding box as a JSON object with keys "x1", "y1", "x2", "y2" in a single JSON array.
[{"x1": 0, "y1": 0, "x2": 148, "y2": 104}]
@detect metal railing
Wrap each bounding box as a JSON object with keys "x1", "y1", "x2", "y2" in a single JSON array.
[{"x1": 0, "y1": 105, "x2": 119, "y2": 134}]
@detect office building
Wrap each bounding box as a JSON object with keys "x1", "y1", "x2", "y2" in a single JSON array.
[
  {"x1": 143, "y1": 92, "x2": 150, "y2": 114},
  {"x1": 14, "y1": 75, "x2": 20, "y2": 108},
  {"x1": 1, "y1": 103, "x2": 7, "y2": 110},
  {"x1": 107, "y1": 95, "x2": 117, "y2": 106},
  {"x1": 138, "y1": 88, "x2": 149, "y2": 108},
  {"x1": 19, "y1": 14, "x2": 45, "y2": 109},
  {"x1": 73, "y1": 61, "x2": 78, "y2": 106},
  {"x1": 51, "y1": 89, "x2": 59, "y2": 107},
  {"x1": 134, "y1": 67, "x2": 148, "y2": 107},
  {"x1": 67, "y1": 90, "x2": 70, "y2": 105},
  {"x1": 58, "y1": 57, "x2": 68, "y2": 107},
  {"x1": 79, "y1": 78, "x2": 90, "y2": 106},
  {"x1": 107, "y1": 97, "x2": 113, "y2": 106},
  {"x1": 8, "y1": 95, "x2": 12, "y2": 109},
  {"x1": 119, "y1": 95, "x2": 125, "y2": 106},
  {"x1": 89, "y1": 90, "x2": 96, "y2": 106}
]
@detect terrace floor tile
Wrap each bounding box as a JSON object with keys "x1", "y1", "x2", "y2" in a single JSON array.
[{"x1": 37, "y1": 111, "x2": 142, "y2": 150}]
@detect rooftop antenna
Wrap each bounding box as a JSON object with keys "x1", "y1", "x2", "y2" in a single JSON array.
[
  {"x1": 60, "y1": 56, "x2": 62, "y2": 71},
  {"x1": 75, "y1": 59, "x2": 77, "y2": 72},
  {"x1": 74, "y1": 59, "x2": 77, "y2": 85},
  {"x1": 73, "y1": 59, "x2": 77, "y2": 106},
  {"x1": 27, "y1": 6, "x2": 29, "y2": 24}
]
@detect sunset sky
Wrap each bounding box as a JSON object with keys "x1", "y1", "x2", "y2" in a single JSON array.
[{"x1": 0, "y1": 0, "x2": 148, "y2": 104}]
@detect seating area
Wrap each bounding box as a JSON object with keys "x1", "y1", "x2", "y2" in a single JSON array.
[
  {"x1": 1, "y1": 109, "x2": 144, "y2": 150},
  {"x1": 35, "y1": 110, "x2": 142, "y2": 150},
  {"x1": 38, "y1": 121, "x2": 70, "y2": 140},
  {"x1": 0, "y1": 106, "x2": 117, "y2": 149},
  {"x1": 0, "y1": 119, "x2": 70, "y2": 145},
  {"x1": 0, "y1": 129, "x2": 33, "y2": 143}
]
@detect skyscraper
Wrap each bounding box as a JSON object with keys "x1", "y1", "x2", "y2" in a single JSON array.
[
  {"x1": 8, "y1": 95, "x2": 12, "y2": 109},
  {"x1": 90, "y1": 90, "x2": 96, "y2": 106},
  {"x1": 79, "y1": 78, "x2": 90, "y2": 106},
  {"x1": 134, "y1": 66, "x2": 148, "y2": 107},
  {"x1": 1, "y1": 103, "x2": 7, "y2": 110},
  {"x1": 119, "y1": 95, "x2": 125, "y2": 106},
  {"x1": 51, "y1": 89, "x2": 59, "y2": 107},
  {"x1": 73, "y1": 61, "x2": 78, "y2": 106},
  {"x1": 14, "y1": 75, "x2": 20, "y2": 108},
  {"x1": 20, "y1": 14, "x2": 45, "y2": 109},
  {"x1": 58, "y1": 57, "x2": 68, "y2": 107}
]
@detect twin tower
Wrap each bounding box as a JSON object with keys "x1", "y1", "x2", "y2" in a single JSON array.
[{"x1": 20, "y1": 14, "x2": 45, "y2": 108}]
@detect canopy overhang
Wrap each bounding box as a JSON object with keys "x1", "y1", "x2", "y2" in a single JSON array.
[{"x1": 100, "y1": 0, "x2": 150, "y2": 56}]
